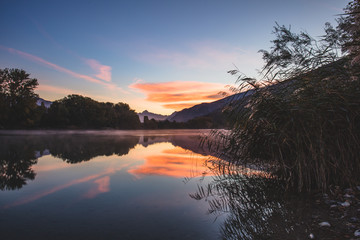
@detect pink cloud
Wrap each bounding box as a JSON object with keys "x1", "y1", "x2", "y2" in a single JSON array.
[
  {"x1": 85, "y1": 59, "x2": 112, "y2": 82},
  {"x1": 1, "y1": 165, "x2": 126, "y2": 209},
  {"x1": 0, "y1": 45, "x2": 116, "y2": 89},
  {"x1": 83, "y1": 176, "x2": 111, "y2": 199}
]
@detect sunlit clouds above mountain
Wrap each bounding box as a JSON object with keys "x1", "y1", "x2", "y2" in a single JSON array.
[{"x1": 130, "y1": 80, "x2": 230, "y2": 111}]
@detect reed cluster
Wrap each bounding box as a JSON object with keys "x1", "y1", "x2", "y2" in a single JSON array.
[{"x1": 218, "y1": 59, "x2": 360, "y2": 192}]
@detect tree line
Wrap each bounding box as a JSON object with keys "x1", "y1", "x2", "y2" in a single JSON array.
[
  {"x1": 0, "y1": 68, "x2": 140, "y2": 129},
  {"x1": 0, "y1": 68, "x2": 224, "y2": 129}
]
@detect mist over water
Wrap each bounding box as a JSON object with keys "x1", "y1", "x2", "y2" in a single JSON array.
[
  {"x1": 0, "y1": 130, "x2": 221, "y2": 240},
  {"x1": 0, "y1": 129, "x2": 327, "y2": 239}
]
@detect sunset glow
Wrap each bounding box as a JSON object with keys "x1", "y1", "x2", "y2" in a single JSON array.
[
  {"x1": 129, "y1": 146, "x2": 211, "y2": 178},
  {"x1": 130, "y1": 81, "x2": 229, "y2": 111},
  {"x1": 0, "y1": 0, "x2": 344, "y2": 114}
]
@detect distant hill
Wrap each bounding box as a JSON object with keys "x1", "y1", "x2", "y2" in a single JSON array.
[
  {"x1": 36, "y1": 98, "x2": 52, "y2": 108},
  {"x1": 166, "y1": 91, "x2": 252, "y2": 123},
  {"x1": 138, "y1": 110, "x2": 169, "y2": 123}
]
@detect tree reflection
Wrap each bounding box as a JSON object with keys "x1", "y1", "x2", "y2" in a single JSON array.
[
  {"x1": 0, "y1": 130, "x2": 211, "y2": 191},
  {"x1": 0, "y1": 136, "x2": 39, "y2": 190},
  {"x1": 190, "y1": 161, "x2": 313, "y2": 240},
  {"x1": 48, "y1": 135, "x2": 139, "y2": 163},
  {"x1": 0, "y1": 134, "x2": 140, "y2": 190}
]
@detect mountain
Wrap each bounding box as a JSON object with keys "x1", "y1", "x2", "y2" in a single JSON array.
[
  {"x1": 36, "y1": 98, "x2": 52, "y2": 108},
  {"x1": 166, "y1": 91, "x2": 252, "y2": 123},
  {"x1": 138, "y1": 110, "x2": 169, "y2": 123}
]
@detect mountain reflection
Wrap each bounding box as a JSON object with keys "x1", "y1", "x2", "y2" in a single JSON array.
[{"x1": 190, "y1": 162, "x2": 314, "y2": 240}]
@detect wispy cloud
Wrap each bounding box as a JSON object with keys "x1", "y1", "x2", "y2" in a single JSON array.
[
  {"x1": 83, "y1": 176, "x2": 110, "y2": 199},
  {"x1": 130, "y1": 80, "x2": 230, "y2": 111},
  {"x1": 135, "y1": 42, "x2": 262, "y2": 71},
  {"x1": 85, "y1": 59, "x2": 112, "y2": 82},
  {"x1": 0, "y1": 45, "x2": 118, "y2": 90}
]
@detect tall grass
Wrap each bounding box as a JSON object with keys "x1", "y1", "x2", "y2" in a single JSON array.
[{"x1": 211, "y1": 59, "x2": 360, "y2": 192}]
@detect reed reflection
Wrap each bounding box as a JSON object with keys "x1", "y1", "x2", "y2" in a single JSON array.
[{"x1": 190, "y1": 161, "x2": 314, "y2": 240}]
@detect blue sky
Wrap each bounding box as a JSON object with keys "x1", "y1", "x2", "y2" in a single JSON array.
[{"x1": 0, "y1": 0, "x2": 347, "y2": 114}]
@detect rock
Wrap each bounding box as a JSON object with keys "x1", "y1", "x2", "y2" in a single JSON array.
[
  {"x1": 319, "y1": 222, "x2": 331, "y2": 227},
  {"x1": 309, "y1": 233, "x2": 315, "y2": 239},
  {"x1": 350, "y1": 217, "x2": 360, "y2": 223},
  {"x1": 354, "y1": 229, "x2": 360, "y2": 237},
  {"x1": 341, "y1": 201, "x2": 351, "y2": 207}
]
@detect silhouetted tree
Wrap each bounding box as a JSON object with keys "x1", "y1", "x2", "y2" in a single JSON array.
[
  {"x1": 0, "y1": 68, "x2": 39, "y2": 128},
  {"x1": 46, "y1": 94, "x2": 141, "y2": 129}
]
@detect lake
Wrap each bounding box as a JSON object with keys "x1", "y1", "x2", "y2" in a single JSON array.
[
  {"x1": 0, "y1": 130, "x2": 223, "y2": 240},
  {"x1": 0, "y1": 130, "x2": 328, "y2": 240}
]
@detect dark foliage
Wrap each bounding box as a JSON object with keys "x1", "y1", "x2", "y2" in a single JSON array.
[
  {"x1": 0, "y1": 68, "x2": 39, "y2": 128},
  {"x1": 45, "y1": 94, "x2": 141, "y2": 129},
  {"x1": 209, "y1": 0, "x2": 360, "y2": 192}
]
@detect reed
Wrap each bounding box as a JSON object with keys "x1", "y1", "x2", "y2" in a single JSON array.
[
  {"x1": 209, "y1": 58, "x2": 360, "y2": 192},
  {"x1": 206, "y1": 0, "x2": 360, "y2": 191}
]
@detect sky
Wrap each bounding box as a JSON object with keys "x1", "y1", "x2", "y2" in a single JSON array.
[{"x1": 0, "y1": 0, "x2": 348, "y2": 115}]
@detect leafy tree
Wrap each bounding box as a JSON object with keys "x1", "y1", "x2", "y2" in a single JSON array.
[
  {"x1": 0, "y1": 68, "x2": 39, "y2": 128},
  {"x1": 46, "y1": 94, "x2": 141, "y2": 129}
]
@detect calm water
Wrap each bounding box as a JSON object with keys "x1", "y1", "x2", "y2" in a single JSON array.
[
  {"x1": 0, "y1": 130, "x2": 222, "y2": 240},
  {"x1": 0, "y1": 130, "x2": 324, "y2": 240}
]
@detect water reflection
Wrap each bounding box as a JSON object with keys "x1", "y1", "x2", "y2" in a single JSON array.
[
  {"x1": 0, "y1": 130, "x2": 209, "y2": 191},
  {"x1": 0, "y1": 130, "x2": 220, "y2": 240},
  {"x1": 0, "y1": 137, "x2": 38, "y2": 190},
  {"x1": 129, "y1": 145, "x2": 209, "y2": 178},
  {"x1": 190, "y1": 162, "x2": 316, "y2": 240}
]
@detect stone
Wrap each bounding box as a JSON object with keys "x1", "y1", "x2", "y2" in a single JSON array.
[{"x1": 319, "y1": 222, "x2": 331, "y2": 227}]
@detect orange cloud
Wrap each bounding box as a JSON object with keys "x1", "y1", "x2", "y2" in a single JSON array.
[
  {"x1": 146, "y1": 91, "x2": 223, "y2": 102},
  {"x1": 130, "y1": 81, "x2": 230, "y2": 111},
  {"x1": 162, "y1": 103, "x2": 198, "y2": 111},
  {"x1": 128, "y1": 146, "x2": 211, "y2": 178},
  {"x1": 130, "y1": 81, "x2": 223, "y2": 93}
]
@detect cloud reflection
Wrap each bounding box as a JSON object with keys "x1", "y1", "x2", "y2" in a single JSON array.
[
  {"x1": 83, "y1": 176, "x2": 111, "y2": 199},
  {"x1": 128, "y1": 146, "x2": 210, "y2": 178}
]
